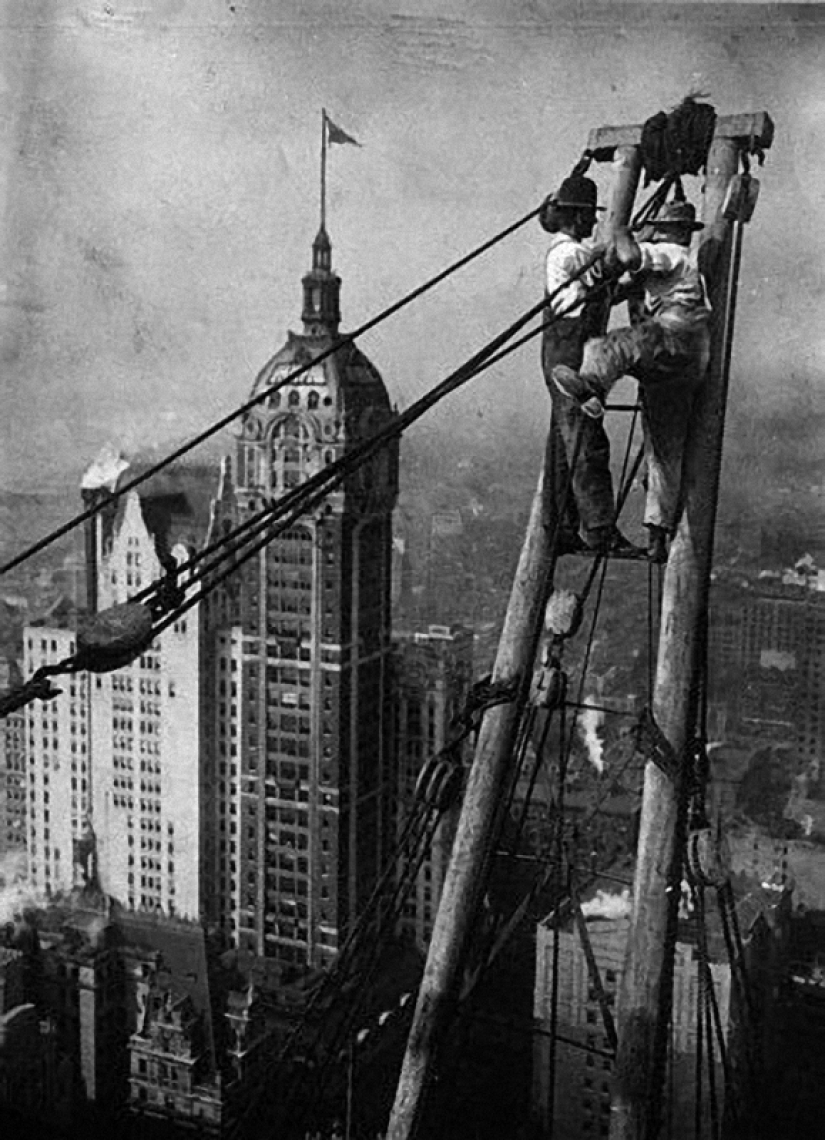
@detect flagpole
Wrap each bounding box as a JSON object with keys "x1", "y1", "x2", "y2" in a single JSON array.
[{"x1": 320, "y1": 107, "x2": 327, "y2": 231}]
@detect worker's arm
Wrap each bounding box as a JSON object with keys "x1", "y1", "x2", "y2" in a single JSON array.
[{"x1": 604, "y1": 226, "x2": 642, "y2": 274}]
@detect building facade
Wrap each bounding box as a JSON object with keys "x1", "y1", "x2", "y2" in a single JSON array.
[
  {"x1": 23, "y1": 622, "x2": 91, "y2": 897},
  {"x1": 0, "y1": 659, "x2": 26, "y2": 864},
  {"x1": 203, "y1": 226, "x2": 398, "y2": 971},
  {"x1": 708, "y1": 573, "x2": 825, "y2": 787},
  {"x1": 23, "y1": 455, "x2": 213, "y2": 916},
  {"x1": 392, "y1": 624, "x2": 473, "y2": 948},
  {"x1": 532, "y1": 880, "x2": 789, "y2": 1140}
]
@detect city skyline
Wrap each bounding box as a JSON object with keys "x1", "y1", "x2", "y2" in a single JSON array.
[
  {"x1": 2, "y1": 5, "x2": 825, "y2": 1138},
  {"x1": 0, "y1": 2, "x2": 824, "y2": 503}
]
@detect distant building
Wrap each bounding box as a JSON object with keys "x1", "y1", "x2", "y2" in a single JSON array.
[
  {"x1": 22, "y1": 623, "x2": 92, "y2": 898},
  {"x1": 0, "y1": 659, "x2": 26, "y2": 863},
  {"x1": 124, "y1": 910, "x2": 270, "y2": 1135},
  {"x1": 708, "y1": 573, "x2": 825, "y2": 791},
  {"x1": 532, "y1": 877, "x2": 791, "y2": 1139},
  {"x1": 392, "y1": 624, "x2": 473, "y2": 948},
  {"x1": 22, "y1": 453, "x2": 215, "y2": 917},
  {"x1": 37, "y1": 893, "x2": 127, "y2": 1115},
  {"x1": 0, "y1": 942, "x2": 54, "y2": 1126},
  {"x1": 203, "y1": 225, "x2": 398, "y2": 972},
  {"x1": 0, "y1": 893, "x2": 274, "y2": 1135}
]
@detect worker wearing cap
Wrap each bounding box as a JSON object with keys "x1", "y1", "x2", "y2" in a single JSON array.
[
  {"x1": 540, "y1": 174, "x2": 639, "y2": 556},
  {"x1": 551, "y1": 199, "x2": 711, "y2": 562}
]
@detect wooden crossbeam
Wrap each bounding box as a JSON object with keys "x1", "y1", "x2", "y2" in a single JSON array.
[{"x1": 587, "y1": 110, "x2": 774, "y2": 160}]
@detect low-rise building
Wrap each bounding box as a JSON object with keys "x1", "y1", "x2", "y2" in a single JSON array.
[{"x1": 532, "y1": 874, "x2": 791, "y2": 1139}]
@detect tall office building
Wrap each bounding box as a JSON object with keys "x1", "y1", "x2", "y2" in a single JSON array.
[
  {"x1": 203, "y1": 225, "x2": 398, "y2": 970},
  {"x1": 23, "y1": 454, "x2": 214, "y2": 915},
  {"x1": 393, "y1": 624, "x2": 473, "y2": 948}
]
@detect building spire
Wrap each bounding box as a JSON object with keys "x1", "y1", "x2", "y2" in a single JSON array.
[
  {"x1": 304, "y1": 110, "x2": 359, "y2": 337},
  {"x1": 302, "y1": 225, "x2": 341, "y2": 337}
]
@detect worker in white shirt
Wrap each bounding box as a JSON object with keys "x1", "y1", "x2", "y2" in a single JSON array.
[
  {"x1": 551, "y1": 199, "x2": 711, "y2": 562},
  {"x1": 540, "y1": 174, "x2": 641, "y2": 557}
]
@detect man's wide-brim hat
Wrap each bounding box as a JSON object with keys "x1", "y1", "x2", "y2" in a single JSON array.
[
  {"x1": 549, "y1": 174, "x2": 605, "y2": 212},
  {"x1": 651, "y1": 200, "x2": 704, "y2": 231}
]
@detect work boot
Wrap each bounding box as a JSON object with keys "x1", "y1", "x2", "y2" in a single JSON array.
[
  {"x1": 551, "y1": 365, "x2": 607, "y2": 420},
  {"x1": 583, "y1": 526, "x2": 645, "y2": 558},
  {"x1": 647, "y1": 525, "x2": 669, "y2": 564},
  {"x1": 554, "y1": 530, "x2": 589, "y2": 556}
]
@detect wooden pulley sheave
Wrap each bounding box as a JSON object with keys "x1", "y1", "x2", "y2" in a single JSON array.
[
  {"x1": 686, "y1": 825, "x2": 731, "y2": 890},
  {"x1": 530, "y1": 642, "x2": 568, "y2": 711},
  {"x1": 414, "y1": 755, "x2": 463, "y2": 812},
  {"x1": 75, "y1": 601, "x2": 156, "y2": 673}
]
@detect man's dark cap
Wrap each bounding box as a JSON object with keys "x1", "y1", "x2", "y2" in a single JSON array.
[{"x1": 550, "y1": 174, "x2": 605, "y2": 213}]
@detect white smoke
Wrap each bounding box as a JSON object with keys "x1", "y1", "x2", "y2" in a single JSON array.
[
  {"x1": 0, "y1": 852, "x2": 50, "y2": 925},
  {"x1": 581, "y1": 888, "x2": 631, "y2": 920},
  {"x1": 579, "y1": 702, "x2": 605, "y2": 773}
]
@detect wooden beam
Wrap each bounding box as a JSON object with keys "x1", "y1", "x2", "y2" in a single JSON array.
[
  {"x1": 387, "y1": 465, "x2": 554, "y2": 1140},
  {"x1": 587, "y1": 110, "x2": 773, "y2": 160},
  {"x1": 608, "y1": 134, "x2": 747, "y2": 1140}
]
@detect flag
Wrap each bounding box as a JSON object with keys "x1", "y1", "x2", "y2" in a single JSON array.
[{"x1": 326, "y1": 114, "x2": 361, "y2": 147}]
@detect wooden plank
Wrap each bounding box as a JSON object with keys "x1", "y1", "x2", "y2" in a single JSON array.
[{"x1": 587, "y1": 110, "x2": 773, "y2": 160}]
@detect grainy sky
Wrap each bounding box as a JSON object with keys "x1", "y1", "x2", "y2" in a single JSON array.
[{"x1": 0, "y1": 0, "x2": 823, "y2": 490}]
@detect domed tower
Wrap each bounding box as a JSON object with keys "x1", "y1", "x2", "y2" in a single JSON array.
[{"x1": 204, "y1": 229, "x2": 399, "y2": 970}]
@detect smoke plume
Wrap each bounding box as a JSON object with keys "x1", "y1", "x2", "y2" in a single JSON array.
[
  {"x1": 0, "y1": 852, "x2": 50, "y2": 925},
  {"x1": 581, "y1": 888, "x2": 631, "y2": 920},
  {"x1": 579, "y1": 702, "x2": 605, "y2": 774}
]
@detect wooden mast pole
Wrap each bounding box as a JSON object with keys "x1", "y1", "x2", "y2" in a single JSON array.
[
  {"x1": 598, "y1": 115, "x2": 774, "y2": 1140},
  {"x1": 387, "y1": 141, "x2": 642, "y2": 1140},
  {"x1": 387, "y1": 464, "x2": 555, "y2": 1140}
]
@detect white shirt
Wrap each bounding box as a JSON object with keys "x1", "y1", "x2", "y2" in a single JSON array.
[
  {"x1": 636, "y1": 240, "x2": 710, "y2": 325},
  {"x1": 544, "y1": 233, "x2": 601, "y2": 318}
]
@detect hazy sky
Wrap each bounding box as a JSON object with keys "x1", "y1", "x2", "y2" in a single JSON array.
[{"x1": 1, "y1": 0, "x2": 823, "y2": 490}]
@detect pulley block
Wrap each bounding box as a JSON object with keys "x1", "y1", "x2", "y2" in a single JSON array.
[
  {"x1": 686, "y1": 826, "x2": 731, "y2": 890},
  {"x1": 722, "y1": 173, "x2": 760, "y2": 223},
  {"x1": 426, "y1": 762, "x2": 463, "y2": 813},
  {"x1": 544, "y1": 589, "x2": 583, "y2": 641},
  {"x1": 75, "y1": 602, "x2": 156, "y2": 673},
  {"x1": 530, "y1": 662, "x2": 568, "y2": 710}
]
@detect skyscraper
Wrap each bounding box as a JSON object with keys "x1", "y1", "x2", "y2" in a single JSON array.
[
  {"x1": 392, "y1": 624, "x2": 473, "y2": 949},
  {"x1": 203, "y1": 226, "x2": 398, "y2": 971},
  {"x1": 23, "y1": 454, "x2": 215, "y2": 914}
]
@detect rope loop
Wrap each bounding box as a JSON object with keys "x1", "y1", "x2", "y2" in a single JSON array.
[
  {"x1": 448, "y1": 673, "x2": 520, "y2": 738},
  {"x1": 632, "y1": 706, "x2": 680, "y2": 781}
]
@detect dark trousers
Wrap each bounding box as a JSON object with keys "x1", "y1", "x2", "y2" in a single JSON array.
[{"x1": 541, "y1": 320, "x2": 616, "y2": 541}]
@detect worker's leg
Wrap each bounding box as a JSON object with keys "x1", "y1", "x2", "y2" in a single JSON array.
[
  {"x1": 639, "y1": 328, "x2": 710, "y2": 534},
  {"x1": 542, "y1": 322, "x2": 616, "y2": 543},
  {"x1": 640, "y1": 375, "x2": 701, "y2": 531},
  {"x1": 547, "y1": 389, "x2": 616, "y2": 540},
  {"x1": 579, "y1": 321, "x2": 664, "y2": 398},
  {"x1": 552, "y1": 322, "x2": 664, "y2": 417},
  {"x1": 543, "y1": 409, "x2": 581, "y2": 544}
]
